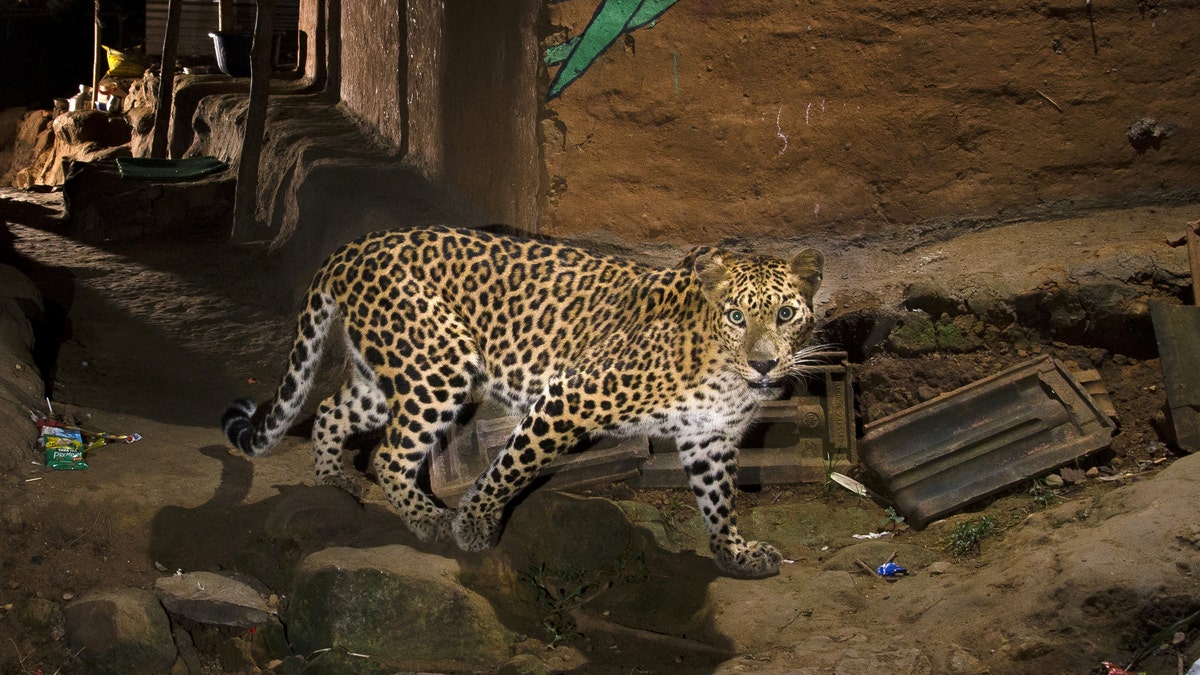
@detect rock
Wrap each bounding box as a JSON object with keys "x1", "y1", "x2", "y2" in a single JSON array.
[
  {"x1": 499, "y1": 490, "x2": 665, "y2": 574},
  {"x1": 916, "y1": 384, "x2": 939, "y2": 401},
  {"x1": 39, "y1": 111, "x2": 133, "y2": 185},
  {"x1": 296, "y1": 647, "x2": 396, "y2": 674},
  {"x1": 464, "y1": 491, "x2": 723, "y2": 645},
  {"x1": 2, "y1": 110, "x2": 53, "y2": 188},
  {"x1": 941, "y1": 643, "x2": 986, "y2": 674},
  {"x1": 927, "y1": 561, "x2": 953, "y2": 575},
  {"x1": 904, "y1": 280, "x2": 964, "y2": 317},
  {"x1": 616, "y1": 499, "x2": 706, "y2": 553},
  {"x1": 18, "y1": 595, "x2": 61, "y2": 630},
  {"x1": 0, "y1": 264, "x2": 43, "y2": 313},
  {"x1": 819, "y1": 291, "x2": 899, "y2": 359},
  {"x1": 170, "y1": 625, "x2": 204, "y2": 675},
  {"x1": 962, "y1": 283, "x2": 1016, "y2": 326},
  {"x1": 886, "y1": 311, "x2": 982, "y2": 357},
  {"x1": 1059, "y1": 467, "x2": 1086, "y2": 484},
  {"x1": 287, "y1": 545, "x2": 514, "y2": 667},
  {"x1": 53, "y1": 110, "x2": 131, "y2": 149},
  {"x1": 1043, "y1": 473, "x2": 1065, "y2": 488},
  {"x1": 154, "y1": 571, "x2": 277, "y2": 626},
  {"x1": 498, "y1": 653, "x2": 554, "y2": 675},
  {"x1": 64, "y1": 587, "x2": 176, "y2": 675}
]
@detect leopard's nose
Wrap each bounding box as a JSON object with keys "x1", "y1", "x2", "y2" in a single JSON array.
[{"x1": 748, "y1": 359, "x2": 778, "y2": 375}]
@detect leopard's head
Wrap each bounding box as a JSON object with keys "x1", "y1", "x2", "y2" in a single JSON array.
[{"x1": 689, "y1": 247, "x2": 824, "y2": 389}]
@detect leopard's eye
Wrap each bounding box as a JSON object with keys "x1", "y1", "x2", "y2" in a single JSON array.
[
  {"x1": 777, "y1": 306, "x2": 795, "y2": 323},
  {"x1": 727, "y1": 309, "x2": 746, "y2": 326}
]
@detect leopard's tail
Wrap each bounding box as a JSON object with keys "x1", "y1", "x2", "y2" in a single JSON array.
[{"x1": 222, "y1": 278, "x2": 337, "y2": 457}]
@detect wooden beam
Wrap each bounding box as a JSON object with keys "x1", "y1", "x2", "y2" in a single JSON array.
[
  {"x1": 231, "y1": 0, "x2": 276, "y2": 240},
  {"x1": 150, "y1": 0, "x2": 182, "y2": 158}
]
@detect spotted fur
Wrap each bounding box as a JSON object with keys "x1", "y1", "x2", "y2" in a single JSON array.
[{"x1": 222, "y1": 225, "x2": 823, "y2": 578}]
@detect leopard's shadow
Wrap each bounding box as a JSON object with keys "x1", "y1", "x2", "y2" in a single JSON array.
[
  {"x1": 149, "y1": 444, "x2": 734, "y2": 667},
  {"x1": 146, "y1": 445, "x2": 418, "y2": 581}
]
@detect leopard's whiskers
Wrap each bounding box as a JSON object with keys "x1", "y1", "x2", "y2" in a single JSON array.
[{"x1": 790, "y1": 343, "x2": 838, "y2": 367}]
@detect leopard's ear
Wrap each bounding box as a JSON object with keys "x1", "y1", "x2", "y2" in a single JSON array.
[
  {"x1": 789, "y1": 248, "x2": 824, "y2": 300},
  {"x1": 679, "y1": 245, "x2": 716, "y2": 270},
  {"x1": 690, "y1": 249, "x2": 731, "y2": 304}
]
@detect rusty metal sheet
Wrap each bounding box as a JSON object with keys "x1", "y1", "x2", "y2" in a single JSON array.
[
  {"x1": 1151, "y1": 301, "x2": 1200, "y2": 454},
  {"x1": 860, "y1": 355, "x2": 1115, "y2": 527}
]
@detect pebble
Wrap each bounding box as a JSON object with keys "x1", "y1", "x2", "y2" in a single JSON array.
[
  {"x1": 1059, "y1": 467, "x2": 1087, "y2": 484},
  {"x1": 927, "y1": 561, "x2": 952, "y2": 575}
]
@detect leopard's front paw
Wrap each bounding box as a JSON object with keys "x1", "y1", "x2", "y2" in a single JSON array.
[
  {"x1": 407, "y1": 507, "x2": 454, "y2": 542},
  {"x1": 715, "y1": 540, "x2": 783, "y2": 579},
  {"x1": 452, "y1": 509, "x2": 502, "y2": 552}
]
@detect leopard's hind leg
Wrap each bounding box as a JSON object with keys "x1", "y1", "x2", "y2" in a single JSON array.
[
  {"x1": 372, "y1": 351, "x2": 477, "y2": 543},
  {"x1": 311, "y1": 357, "x2": 388, "y2": 499}
]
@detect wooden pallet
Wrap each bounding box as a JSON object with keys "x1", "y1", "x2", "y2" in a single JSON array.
[
  {"x1": 633, "y1": 352, "x2": 857, "y2": 488},
  {"x1": 429, "y1": 407, "x2": 649, "y2": 502}
]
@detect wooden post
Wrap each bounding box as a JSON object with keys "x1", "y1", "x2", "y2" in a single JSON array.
[
  {"x1": 231, "y1": 0, "x2": 276, "y2": 240},
  {"x1": 91, "y1": 0, "x2": 100, "y2": 107},
  {"x1": 1187, "y1": 220, "x2": 1200, "y2": 305},
  {"x1": 150, "y1": 0, "x2": 182, "y2": 158},
  {"x1": 217, "y1": 0, "x2": 235, "y2": 32}
]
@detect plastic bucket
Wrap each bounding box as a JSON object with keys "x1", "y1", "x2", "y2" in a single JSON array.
[{"x1": 209, "y1": 32, "x2": 253, "y2": 77}]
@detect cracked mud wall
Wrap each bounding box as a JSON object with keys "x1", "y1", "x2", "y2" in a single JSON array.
[{"x1": 539, "y1": 0, "x2": 1200, "y2": 243}]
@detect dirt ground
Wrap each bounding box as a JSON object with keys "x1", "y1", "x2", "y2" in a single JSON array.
[{"x1": 0, "y1": 188, "x2": 1198, "y2": 674}]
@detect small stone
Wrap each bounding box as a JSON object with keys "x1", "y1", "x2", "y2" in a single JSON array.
[
  {"x1": 1085, "y1": 467, "x2": 1100, "y2": 479},
  {"x1": 916, "y1": 385, "x2": 939, "y2": 401},
  {"x1": 1059, "y1": 468, "x2": 1086, "y2": 484},
  {"x1": 927, "y1": 561, "x2": 952, "y2": 575},
  {"x1": 1043, "y1": 474, "x2": 1065, "y2": 488}
]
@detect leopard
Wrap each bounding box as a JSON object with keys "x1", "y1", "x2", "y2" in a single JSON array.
[{"x1": 222, "y1": 225, "x2": 824, "y2": 578}]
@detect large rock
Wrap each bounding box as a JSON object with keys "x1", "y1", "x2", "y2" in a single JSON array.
[
  {"x1": 41, "y1": 111, "x2": 132, "y2": 185},
  {"x1": 464, "y1": 491, "x2": 726, "y2": 651},
  {"x1": 2, "y1": 110, "x2": 53, "y2": 188},
  {"x1": 154, "y1": 571, "x2": 276, "y2": 626},
  {"x1": 287, "y1": 545, "x2": 514, "y2": 667},
  {"x1": 63, "y1": 587, "x2": 176, "y2": 675}
]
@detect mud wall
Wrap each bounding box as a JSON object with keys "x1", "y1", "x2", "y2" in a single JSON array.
[
  {"x1": 440, "y1": 0, "x2": 542, "y2": 230},
  {"x1": 330, "y1": 0, "x2": 541, "y2": 229},
  {"x1": 540, "y1": 0, "x2": 1200, "y2": 243},
  {"x1": 339, "y1": 0, "x2": 405, "y2": 148}
]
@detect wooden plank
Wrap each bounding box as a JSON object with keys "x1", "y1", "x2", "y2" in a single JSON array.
[
  {"x1": 151, "y1": 0, "x2": 182, "y2": 158},
  {"x1": 632, "y1": 448, "x2": 831, "y2": 488},
  {"x1": 1151, "y1": 302, "x2": 1200, "y2": 454},
  {"x1": 429, "y1": 415, "x2": 649, "y2": 502}
]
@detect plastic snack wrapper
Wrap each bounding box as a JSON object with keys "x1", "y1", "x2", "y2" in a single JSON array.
[
  {"x1": 36, "y1": 418, "x2": 142, "y2": 470},
  {"x1": 39, "y1": 421, "x2": 88, "y2": 470}
]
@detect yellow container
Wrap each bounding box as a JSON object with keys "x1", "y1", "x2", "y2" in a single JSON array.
[{"x1": 104, "y1": 46, "x2": 146, "y2": 78}]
